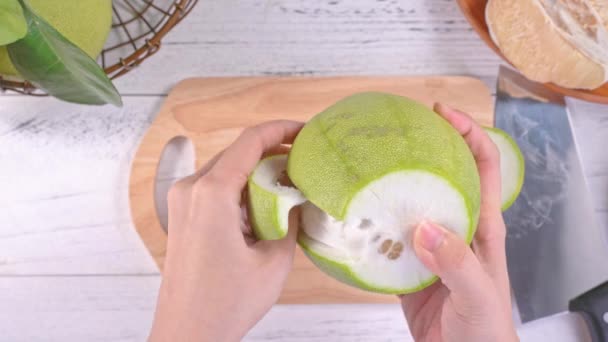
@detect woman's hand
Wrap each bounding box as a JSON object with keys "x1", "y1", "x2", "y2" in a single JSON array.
[
  {"x1": 149, "y1": 120, "x2": 304, "y2": 342},
  {"x1": 401, "y1": 103, "x2": 519, "y2": 342}
]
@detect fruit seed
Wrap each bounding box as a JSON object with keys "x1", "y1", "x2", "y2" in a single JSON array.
[
  {"x1": 387, "y1": 251, "x2": 400, "y2": 260},
  {"x1": 277, "y1": 170, "x2": 295, "y2": 187},
  {"x1": 378, "y1": 239, "x2": 393, "y2": 254},
  {"x1": 358, "y1": 218, "x2": 373, "y2": 229}
]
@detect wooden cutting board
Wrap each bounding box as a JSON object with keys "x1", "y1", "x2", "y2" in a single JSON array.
[{"x1": 129, "y1": 76, "x2": 494, "y2": 303}]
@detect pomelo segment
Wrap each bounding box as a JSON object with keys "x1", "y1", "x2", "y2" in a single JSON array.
[
  {"x1": 287, "y1": 92, "x2": 481, "y2": 294},
  {"x1": 484, "y1": 127, "x2": 525, "y2": 211},
  {"x1": 486, "y1": 0, "x2": 606, "y2": 89},
  {"x1": 248, "y1": 154, "x2": 306, "y2": 240}
]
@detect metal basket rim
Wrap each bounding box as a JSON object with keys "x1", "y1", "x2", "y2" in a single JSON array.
[{"x1": 0, "y1": 0, "x2": 198, "y2": 96}]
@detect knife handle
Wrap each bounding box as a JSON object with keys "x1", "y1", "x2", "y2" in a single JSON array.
[{"x1": 568, "y1": 281, "x2": 608, "y2": 342}]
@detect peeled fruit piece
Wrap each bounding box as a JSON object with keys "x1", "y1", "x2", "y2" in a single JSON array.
[
  {"x1": 248, "y1": 154, "x2": 307, "y2": 240},
  {"x1": 484, "y1": 127, "x2": 525, "y2": 211},
  {"x1": 536, "y1": 0, "x2": 608, "y2": 68},
  {"x1": 0, "y1": 0, "x2": 113, "y2": 76},
  {"x1": 286, "y1": 92, "x2": 481, "y2": 294},
  {"x1": 486, "y1": 0, "x2": 607, "y2": 90}
]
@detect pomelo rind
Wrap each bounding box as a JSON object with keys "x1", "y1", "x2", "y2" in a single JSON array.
[
  {"x1": 484, "y1": 127, "x2": 525, "y2": 211},
  {"x1": 286, "y1": 92, "x2": 480, "y2": 225},
  {"x1": 248, "y1": 154, "x2": 306, "y2": 240},
  {"x1": 299, "y1": 231, "x2": 439, "y2": 294},
  {"x1": 285, "y1": 92, "x2": 480, "y2": 294},
  {"x1": 249, "y1": 93, "x2": 482, "y2": 294},
  {"x1": 297, "y1": 168, "x2": 473, "y2": 294}
]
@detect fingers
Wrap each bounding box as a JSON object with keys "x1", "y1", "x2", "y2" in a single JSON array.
[
  {"x1": 434, "y1": 103, "x2": 502, "y2": 217},
  {"x1": 399, "y1": 281, "x2": 444, "y2": 326},
  {"x1": 196, "y1": 149, "x2": 225, "y2": 178},
  {"x1": 168, "y1": 148, "x2": 226, "y2": 197},
  {"x1": 166, "y1": 148, "x2": 225, "y2": 223},
  {"x1": 253, "y1": 207, "x2": 301, "y2": 261},
  {"x1": 206, "y1": 120, "x2": 304, "y2": 197},
  {"x1": 179, "y1": 129, "x2": 292, "y2": 204},
  {"x1": 434, "y1": 103, "x2": 512, "y2": 302},
  {"x1": 263, "y1": 145, "x2": 291, "y2": 158},
  {"x1": 413, "y1": 221, "x2": 494, "y2": 314}
]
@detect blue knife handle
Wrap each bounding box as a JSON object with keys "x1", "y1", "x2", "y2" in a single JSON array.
[{"x1": 568, "y1": 281, "x2": 608, "y2": 342}]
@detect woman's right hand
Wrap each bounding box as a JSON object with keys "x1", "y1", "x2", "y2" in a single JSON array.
[{"x1": 400, "y1": 103, "x2": 519, "y2": 342}]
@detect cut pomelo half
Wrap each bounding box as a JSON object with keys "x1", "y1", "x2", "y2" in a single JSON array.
[
  {"x1": 285, "y1": 92, "x2": 481, "y2": 294},
  {"x1": 297, "y1": 170, "x2": 471, "y2": 293},
  {"x1": 484, "y1": 127, "x2": 525, "y2": 211},
  {"x1": 486, "y1": 0, "x2": 607, "y2": 89},
  {"x1": 247, "y1": 154, "x2": 306, "y2": 240}
]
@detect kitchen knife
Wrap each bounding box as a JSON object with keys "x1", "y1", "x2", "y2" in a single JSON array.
[
  {"x1": 494, "y1": 66, "x2": 608, "y2": 327},
  {"x1": 516, "y1": 281, "x2": 608, "y2": 342}
]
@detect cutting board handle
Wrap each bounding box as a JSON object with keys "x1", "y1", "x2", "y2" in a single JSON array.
[{"x1": 128, "y1": 80, "x2": 200, "y2": 269}]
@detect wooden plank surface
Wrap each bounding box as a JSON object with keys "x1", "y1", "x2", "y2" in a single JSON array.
[
  {"x1": 0, "y1": 276, "x2": 160, "y2": 342},
  {"x1": 0, "y1": 276, "x2": 414, "y2": 342},
  {"x1": 0, "y1": 97, "x2": 160, "y2": 275},
  {"x1": 0, "y1": 275, "x2": 595, "y2": 342},
  {"x1": 109, "y1": 0, "x2": 502, "y2": 95}
]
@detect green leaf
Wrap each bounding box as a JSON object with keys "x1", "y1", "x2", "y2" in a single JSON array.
[
  {"x1": 7, "y1": 0, "x2": 121, "y2": 106},
  {"x1": 0, "y1": 0, "x2": 27, "y2": 45}
]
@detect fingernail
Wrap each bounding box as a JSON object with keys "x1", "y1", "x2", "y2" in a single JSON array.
[
  {"x1": 417, "y1": 221, "x2": 444, "y2": 252},
  {"x1": 436, "y1": 102, "x2": 448, "y2": 110},
  {"x1": 433, "y1": 102, "x2": 445, "y2": 113}
]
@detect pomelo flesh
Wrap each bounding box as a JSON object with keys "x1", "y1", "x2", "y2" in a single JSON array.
[
  {"x1": 298, "y1": 170, "x2": 471, "y2": 293},
  {"x1": 0, "y1": 0, "x2": 113, "y2": 76},
  {"x1": 282, "y1": 92, "x2": 481, "y2": 294}
]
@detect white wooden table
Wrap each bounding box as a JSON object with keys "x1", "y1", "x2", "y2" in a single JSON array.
[{"x1": 1, "y1": 1, "x2": 606, "y2": 341}]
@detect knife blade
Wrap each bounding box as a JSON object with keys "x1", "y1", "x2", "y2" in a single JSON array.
[
  {"x1": 493, "y1": 66, "x2": 608, "y2": 324},
  {"x1": 516, "y1": 280, "x2": 608, "y2": 342}
]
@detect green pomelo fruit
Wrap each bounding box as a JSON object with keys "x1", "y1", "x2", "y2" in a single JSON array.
[
  {"x1": 248, "y1": 154, "x2": 307, "y2": 240},
  {"x1": 285, "y1": 92, "x2": 481, "y2": 294},
  {"x1": 484, "y1": 127, "x2": 525, "y2": 211},
  {"x1": 0, "y1": 0, "x2": 113, "y2": 76}
]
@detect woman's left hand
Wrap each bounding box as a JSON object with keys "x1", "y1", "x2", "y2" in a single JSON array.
[{"x1": 149, "y1": 120, "x2": 304, "y2": 342}]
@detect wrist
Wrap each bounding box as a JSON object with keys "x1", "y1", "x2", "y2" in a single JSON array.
[{"x1": 149, "y1": 283, "x2": 246, "y2": 342}]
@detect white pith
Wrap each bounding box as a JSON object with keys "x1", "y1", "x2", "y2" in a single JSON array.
[
  {"x1": 300, "y1": 170, "x2": 470, "y2": 290},
  {"x1": 252, "y1": 155, "x2": 306, "y2": 232},
  {"x1": 486, "y1": 130, "x2": 523, "y2": 207}
]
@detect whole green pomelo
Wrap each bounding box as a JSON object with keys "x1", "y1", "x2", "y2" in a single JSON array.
[
  {"x1": 0, "y1": 0, "x2": 113, "y2": 76},
  {"x1": 286, "y1": 92, "x2": 481, "y2": 294}
]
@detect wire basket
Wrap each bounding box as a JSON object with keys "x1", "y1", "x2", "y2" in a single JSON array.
[{"x1": 0, "y1": 0, "x2": 198, "y2": 96}]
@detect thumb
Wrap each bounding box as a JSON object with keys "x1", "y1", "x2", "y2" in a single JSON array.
[{"x1": 413, "y1": 221, "x2": 493, "y2": 309}]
